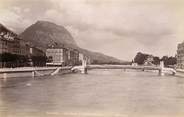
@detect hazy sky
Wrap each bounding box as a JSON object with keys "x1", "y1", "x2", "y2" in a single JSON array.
[{"x1": 0, "y1": 0, "x2": 184, "y2": 60}]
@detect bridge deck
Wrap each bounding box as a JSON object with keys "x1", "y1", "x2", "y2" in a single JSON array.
[{"x1": 87, "y1": 65, "x2": 161, "y2": 70}]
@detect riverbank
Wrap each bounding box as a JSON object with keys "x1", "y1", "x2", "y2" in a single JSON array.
[
  {"x1": 0, "y1": 66, "x2": 72, "y2": 79},
  {"x1": 0, "y1": 65, "x2": 179, "y2": 79},
  {"x1": 175, "y1": 69, "x2": 184, "y2": 78}
]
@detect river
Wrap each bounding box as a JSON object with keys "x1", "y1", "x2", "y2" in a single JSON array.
[{"x1": 0, "y1": 69, "x2": 184, "y2": 117}]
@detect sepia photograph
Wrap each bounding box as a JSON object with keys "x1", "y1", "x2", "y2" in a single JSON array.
[{"x1": 0, "y1": 0, "x2": 184, "y2": 117}]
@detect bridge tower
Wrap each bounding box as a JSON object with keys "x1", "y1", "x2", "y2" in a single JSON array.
[
  {"x1": 81, "y1": 55, "x2": 88, "y2": 74},
  {"x1": 159, "y1": 61, "x2": 164, "y2": 76}
]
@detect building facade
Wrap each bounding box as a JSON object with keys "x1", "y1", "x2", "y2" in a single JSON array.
[
  {"x1": 0, "y1": 24, "x2": 20, "y2": 55},
  {"x1": 177, "y1": 42, "x2": 184, "y2": 69},
  {"x1": 46, "y1": 48, "x2": 66, "y2": 65},
  {"x1": 69, "y1": 49, "x2": 79, "y2": 65},
  {"x1": 19, "y1": 40, "x2": 30, "y2": 56},
  {"x1": 0, "y1": 23, "x2": 46, "y2": 67},
  {"x1": 46, "y1": 46, "x2": 80, "y2": 66}
]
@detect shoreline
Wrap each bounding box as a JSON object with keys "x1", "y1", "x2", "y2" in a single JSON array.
[
  {"x1": 175, "y1": 69, "x2": 184, "y2": 78},
  {"x1": 0, "y1": 66, "x2": 72, "y2": 79},
  {"x1": 0, "y1": 65, "x2": 183, "y2": 79}
]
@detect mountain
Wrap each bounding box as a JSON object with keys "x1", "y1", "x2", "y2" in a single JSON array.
[
  {"x1": 20, "y1": 20, "x2": 77, "y2": 49},
  {"x1": 77, "y1": 48, "x2": 128, "y2": 64},
  {"x1": 19, "y1": 21, "x2": 128, "y2": 64}
]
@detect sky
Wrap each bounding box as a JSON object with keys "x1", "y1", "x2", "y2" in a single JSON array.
[{"x1": 0, "y1": 0, "x2": 184, "y2": 61}]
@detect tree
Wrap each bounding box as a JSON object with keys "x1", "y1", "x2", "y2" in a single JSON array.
[
  {"x1": 134, "y1": 52, "x2": 148, "y2": 65},
  {"x1": 167, "y1": 57, "x2": 176, "y2": 65},
  {"x1": 153, "y1": 57, "x2": 160, "y2": 65},
  {"x1": 161, "y1": 56, "x2": 176, "y2": 66}
]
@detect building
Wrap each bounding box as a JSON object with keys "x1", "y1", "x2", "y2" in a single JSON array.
[
  {"x1": 46, "y1": 48, "x2": 64, "y2": 66},
  {"x1": 46, "y1": 47, "x2": 68, "y2": 66},
  {"x1": 46, "y1": 44, "x2": 81, "y2": 66},
  {"x1": 69, "y1": 49, "x2": 79, "y2": 65},
  {"x1": 19, "y1": 40, "x2": 30, "y2": 56},
  {"x1": 0, "y1": 23, "x2": 46, "y2": 67},
  {"x1": 0, "y1": 24, "x2": 21, "y2": 55},
  {"x1": 30, "y1": 46, "x2": 45, "y2": 57},
  {"x1": 0, "y1": 24, "x2": 21, "y2": 67},
  {"x1": 177, "y1": 42, "x2": 184, "y2": 69}
]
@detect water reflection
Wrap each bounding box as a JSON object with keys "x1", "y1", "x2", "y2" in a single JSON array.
[{"x1": 1, "y1": 69, "x2": 184, "y2": 117}]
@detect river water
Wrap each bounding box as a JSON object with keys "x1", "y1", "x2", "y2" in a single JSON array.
[{"x1": 0, "y1": 69, "x2": 184, "y2": 117}]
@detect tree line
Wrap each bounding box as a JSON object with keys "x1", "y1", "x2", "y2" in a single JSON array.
[{"x1": 133, "y1": 52, "x2": 176, "y2": 66}]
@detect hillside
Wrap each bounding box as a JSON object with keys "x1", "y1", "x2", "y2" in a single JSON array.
[
  {"x1": 77, "y1": 48, "x2": 127, "y2": 64},
  {"x1": 19, "y1": 21, "x2": 127, "y2": 64},
  {"x1": 19, "y1": 21, "x2": 77, "y2": 49}
]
